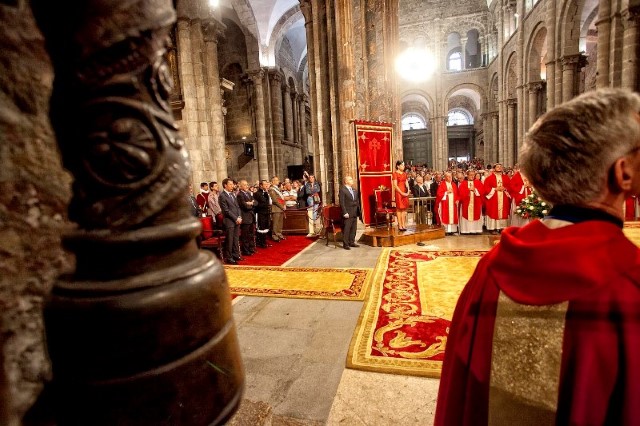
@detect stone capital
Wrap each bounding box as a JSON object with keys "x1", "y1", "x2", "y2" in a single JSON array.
[
  {"x1": 299, "y1": 0, "x2": 312, "y2": 23},
  {"x1": 246, "y1": 68, "x2": 265, "y2": 85},
  {"x1": 506, "y1": 98, "x2": 517, "y2": 107},
  {"x1": 202, "y1": 19, "x2": 226, "y2": 43},
  {"x1": 268, "y1": 69, "x2": 284, "y2": 84},
  {"x1": 527, "y1": 80, "x2": 545, "y2": 93},
  {"x1": 561, "y1": 54, "x2": 583, "y2": 69},
  {"x1": 622, "y1": 7, "x2": 640, "y2": 29}
]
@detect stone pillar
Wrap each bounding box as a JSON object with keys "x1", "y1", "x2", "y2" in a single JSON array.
[
  {"x1": 461, "y1": 37, "x2": 468, "y2": 69},
  {"x1": 291, "y1": 90, "x2": 299, "y2": 145},
  {"x1": 283, "y1": 84, "x2": 294, "y2": 143},
  {"x1": 300, "y1": 1, "x2": 326, "y2": 194},
  {"x1": 203, "y1": 19, "x2": 227, "y2": 182},
  {"x1": 482, "y1": 113, "x2": 490, "y2": 160},
  {"x1": 597, "y1": 0, "x2": 612, "y2": 87},
  {"x1": 269, "y1": 70, "x2": 284, "y2": 176},
  {"x1": 441, "y1": 116, "x2": 448, "y2": 169},
  {"x1": 429, "y1": 117, "x2": 437, "y2": 168},
  {"x1": 30, "y1": 0, "x2": 243, "y2": 423},
  {"x1": 545, "y1": 60, "x2": 555, "y2": 110},
  {"x1": 527, "y1": 81, "x2": 544, "y2": 129},
  {"x1": 336, "y1": 0, "x2": 358, "y2": 180},
  {"x1": 299, "y1": 94, "x2": 308, "y2": 158},
  {"x1": 491, "y1": 112, "x2": 499, "y2": 165},
  {"x1": 622, "y1": 7, "x2": 640, "y2": 91},
  {"x1": 303, "y1": 0, "x2": 332, "y2": 201},
  {"x1": 248, "y1": 69, "x2": 269, "y2": 180},
  {"x1": 562, "y1": 55, "x2": 580, "y2": 102},
  {"x1": 610, "y1": 2, "x2": 625, "y2": 87},
  {"x1": 507, "y1": 99, "x2": 517, "y2": 166}
]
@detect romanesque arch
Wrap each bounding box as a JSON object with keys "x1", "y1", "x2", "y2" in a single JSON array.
[{"x1": 525, "y1": 23, "x2": 547, "y2": 83}]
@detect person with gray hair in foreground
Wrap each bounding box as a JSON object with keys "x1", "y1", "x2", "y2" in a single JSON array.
[{"x1": 435, "y1": 88, "x2": 640, "y2": 426}]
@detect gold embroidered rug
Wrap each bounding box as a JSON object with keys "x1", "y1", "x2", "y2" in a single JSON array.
[
  {"x1": 623, "y1": 226, "x2": 640, "y2": 246},
  {"x1": 225, "y1": 266, "x2": 372, "y2": 300},
  {"x1": 347, "y1": 249, "x2": 487, "y2": 377}
]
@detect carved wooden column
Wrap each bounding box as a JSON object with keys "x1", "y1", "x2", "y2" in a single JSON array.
[
  {"x1": 31, "y1": 1, "x2": 243, "y2": 424},
  {"x1": 203, "y1": 19, "x2": 227, "y2": 181},
  {"x1": 248, "y1": 69, "x2": 270, "y2": 180}
]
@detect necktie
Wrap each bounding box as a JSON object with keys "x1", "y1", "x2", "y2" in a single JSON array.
[{"x1": 348, "y1": 187, "x2": 354, "y2": 199}]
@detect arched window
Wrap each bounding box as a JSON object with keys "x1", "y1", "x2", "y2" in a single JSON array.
[
  {"x1": 401, "y1": 114, "x2": 426, "y2": 130},
  {"x1": 448, "y1": 52, "x2": 462, "y2": 71},
  {"x1": 447, "y1": 109, "x2": 473, "y2": 126}
]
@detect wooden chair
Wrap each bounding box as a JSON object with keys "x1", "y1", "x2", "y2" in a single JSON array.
[
  {"x1": 322, "y1": 204, "x2": 344, "y2": 248},
  {"x1": 374, "y1": 189, "x2": 396, "y2": 229},
  {"x1": 199, "y1": 216, "x2": 225, "y2": 260}
]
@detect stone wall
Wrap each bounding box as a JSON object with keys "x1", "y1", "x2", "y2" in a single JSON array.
[
  {"x1": 0, "y1": 2, "x2": 72, "y2": 424},
  {"x1": 277, "y1": 37, "x2": 297, "y2": 77},
  {"x1": 223, "y1": 63, "x2": 252, "y2": 141}
]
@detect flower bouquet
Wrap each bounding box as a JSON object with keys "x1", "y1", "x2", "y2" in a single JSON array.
[{"x1": 516, "y1": 191, "x2": 551, "y2": 220}]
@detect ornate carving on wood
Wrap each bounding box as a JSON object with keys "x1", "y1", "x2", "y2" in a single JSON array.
[{"x1": 30, "y1": 0, "x2": 244, "y2": 424}]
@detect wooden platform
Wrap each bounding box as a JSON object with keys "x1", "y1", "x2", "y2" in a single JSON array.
[{"x1": 359, "y1": 224, "x2": 446, "y2": 247}]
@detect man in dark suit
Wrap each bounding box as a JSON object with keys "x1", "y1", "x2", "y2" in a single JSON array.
[
  {"x1": 237, "y1": 179, "x2": 256, "y2": 256},
  {"x1": 430, "y1": 172, "x2": 443, "y2": 225},
  {"x1": 253, "y1": 179, "x2": 272, "y2": 248},
  {"x1": 218, "y1": 177, "x2": 243, "y2": 264},
  {"x1": 338, "y1": 176, "x2": 361, "y2": 250},
  {"x1": 412, "y1": 175, "x2": 430, "y2": 225}
]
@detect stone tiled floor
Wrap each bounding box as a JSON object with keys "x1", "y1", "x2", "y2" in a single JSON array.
[{"x1": 230, "y1": 225, "x2": 494, "y2": 425}]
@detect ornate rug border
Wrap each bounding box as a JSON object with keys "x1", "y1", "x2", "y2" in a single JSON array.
[
  {"x1": 225, "y1": 266, "x2": 373, "y2": 301},
  {"x1": 346, "y1": 249, "x2": 488, "y2": 377}
]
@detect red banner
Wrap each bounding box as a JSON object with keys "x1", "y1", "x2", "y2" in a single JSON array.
[{"x1": 354, "y1": 121, "x2": 394, "y2": 226}]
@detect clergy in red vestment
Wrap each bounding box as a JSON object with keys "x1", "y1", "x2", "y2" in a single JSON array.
[
  {"x1": 437, "y1": 172, "x2": 459, "y2": 234},
  {"x1": 435, "y1": 89, "x2": 640, "y2": 426},
  {"x1": 623, "y1": 195, "x2": 636, "y2": 220},
  {"x1": 510, "y1": 176, "x2": 535, "y2": 227},
  {"x1": 483, "y1": 163, "x2": 511, "y2": 233},
  {"x1": 195, "y1": 182, "x2": 209, "y2": 217},
  {"x1": 458, "y1": 169, "x2": 484, "y2": 234}
]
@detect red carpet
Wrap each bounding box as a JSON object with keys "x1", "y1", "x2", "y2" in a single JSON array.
[{"x1": 235, "y1": 235, "x2": 317, "y2": 266}]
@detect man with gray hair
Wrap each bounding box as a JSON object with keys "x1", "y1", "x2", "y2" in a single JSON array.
[{"x1": 436, "y1": 89, "x2": 640, "y2": 425}]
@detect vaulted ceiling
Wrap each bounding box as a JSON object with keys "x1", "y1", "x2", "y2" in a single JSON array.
[{"x1": 236, "y1": 0, "x2": 307, "y2": 68}]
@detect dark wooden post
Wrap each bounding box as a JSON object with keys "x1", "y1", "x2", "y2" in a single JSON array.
[{"x1": 30, "y1": 1, "x2": 244, "y2": 424}]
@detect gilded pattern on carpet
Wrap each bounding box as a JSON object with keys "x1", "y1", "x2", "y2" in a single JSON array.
[
  {"x1": 347, "y1": 249, "x2": 486, "y2": 377},
  {"x1": 225, "y1": 266, "x2": 372, "y2": 300}
]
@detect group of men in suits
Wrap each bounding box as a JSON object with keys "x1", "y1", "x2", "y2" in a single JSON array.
[{"x1": 216, "y1": 176, "x2": 292, "y2": 264}]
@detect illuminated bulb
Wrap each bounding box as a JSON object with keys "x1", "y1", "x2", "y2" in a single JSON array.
[
  {"x1": 209, "y1": 0, "x2": 219, "y2": 8},
  {"x1": 395, "y1": 47, "x2": 436, "y2": 83}
]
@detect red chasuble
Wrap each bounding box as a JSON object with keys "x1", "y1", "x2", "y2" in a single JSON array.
[
  {"x1": 437, "y1": 180, "x2": 459, "y2": 225},
  {"x1": 458, "y1": 180, "x2": 484, "y2": 220},
  {"x1": 624, "y1": 196, "x2": 636, "y2": 220},
  {"x1": 435, "y1": 220, "x2": 640, "y2": 426},
  {"x1": 483, "y1": 173, "x2": 511, "y2": 220}
]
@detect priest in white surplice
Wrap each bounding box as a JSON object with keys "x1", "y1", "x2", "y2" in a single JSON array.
[
  {"x1": 437, "y1": 172, "x2": 460, "y2": 235},
  {"x1": 458, "y1": 169, "x2": 484, "y2": 234}
]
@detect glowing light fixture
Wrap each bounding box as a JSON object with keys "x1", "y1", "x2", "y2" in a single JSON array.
[
  {"x1": 395, "y1": 47, "x2": 436, "y2": 83},
  {"x1": 208, "y1": 0, "x2": 219, "y2": 8}
]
